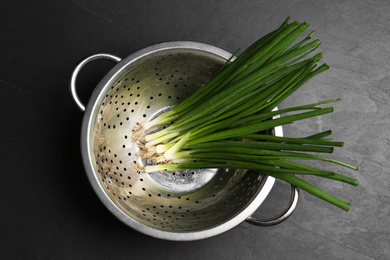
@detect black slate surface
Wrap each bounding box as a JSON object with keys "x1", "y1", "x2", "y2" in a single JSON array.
[{"x1": 1, "y1": 1, "x2": 389, "y2": 259}]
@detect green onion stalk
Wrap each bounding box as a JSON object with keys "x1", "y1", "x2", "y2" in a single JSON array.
[{"x1": 132, "y1": 17, "x2": 358, "y2": 212}]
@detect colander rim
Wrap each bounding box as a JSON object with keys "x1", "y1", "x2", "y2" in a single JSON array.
[{"x1": 80, "y1": 41, "x2": 277, "y2": 241}]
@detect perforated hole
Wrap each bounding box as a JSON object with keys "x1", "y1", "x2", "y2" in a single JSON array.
[{"x1": 91, "y1": 49, "x2": 260, "y2": 231}]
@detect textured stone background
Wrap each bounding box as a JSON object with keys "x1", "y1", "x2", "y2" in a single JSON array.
[{"x1": 1, "y1": 0, "x2": 389, "y2": 259}]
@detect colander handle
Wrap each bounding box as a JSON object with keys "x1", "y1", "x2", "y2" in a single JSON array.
[
  {"x1": 70, "y1": 53, "x2": 122, "y2": 111},
  {"x1": 246, "y1": 184, "x2": 299, "y2": 226}
]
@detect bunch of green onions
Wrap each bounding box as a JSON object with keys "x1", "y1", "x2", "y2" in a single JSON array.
[{"x1": 133, "y1": 17, "x2": 358, "y2": 211}]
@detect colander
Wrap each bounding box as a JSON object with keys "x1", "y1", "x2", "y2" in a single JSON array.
[{"x1": 70, "y1": 41, "x2": 299, "y2": 241}]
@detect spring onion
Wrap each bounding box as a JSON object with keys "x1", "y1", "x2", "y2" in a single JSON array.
[{"x1": 132, "y1": 17, "x2": 358, "y2": 212}]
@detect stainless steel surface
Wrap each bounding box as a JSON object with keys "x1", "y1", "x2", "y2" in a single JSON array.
[
  {"x1": 246, "y1": 184, "x2": 299, "y2": 226},
  {"x1": 70, "y1": 53, "x2": 122, "y2": 111},
  {"x1": 72, "y1": 41, "x2": 293, "y2": 240}
]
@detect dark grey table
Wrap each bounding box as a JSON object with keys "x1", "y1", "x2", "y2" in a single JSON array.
[{"x1": 1, "y1": 1, "x2": 388, "y2": 259}]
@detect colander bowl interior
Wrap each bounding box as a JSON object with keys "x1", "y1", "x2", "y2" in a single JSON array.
[{"x1": 81, "y1": 42, "x2": 275, "y2": 241}]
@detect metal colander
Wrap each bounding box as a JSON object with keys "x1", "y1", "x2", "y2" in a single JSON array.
[{"x1": 70, "y1": 41, "x2": 298, "y2": 241}]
